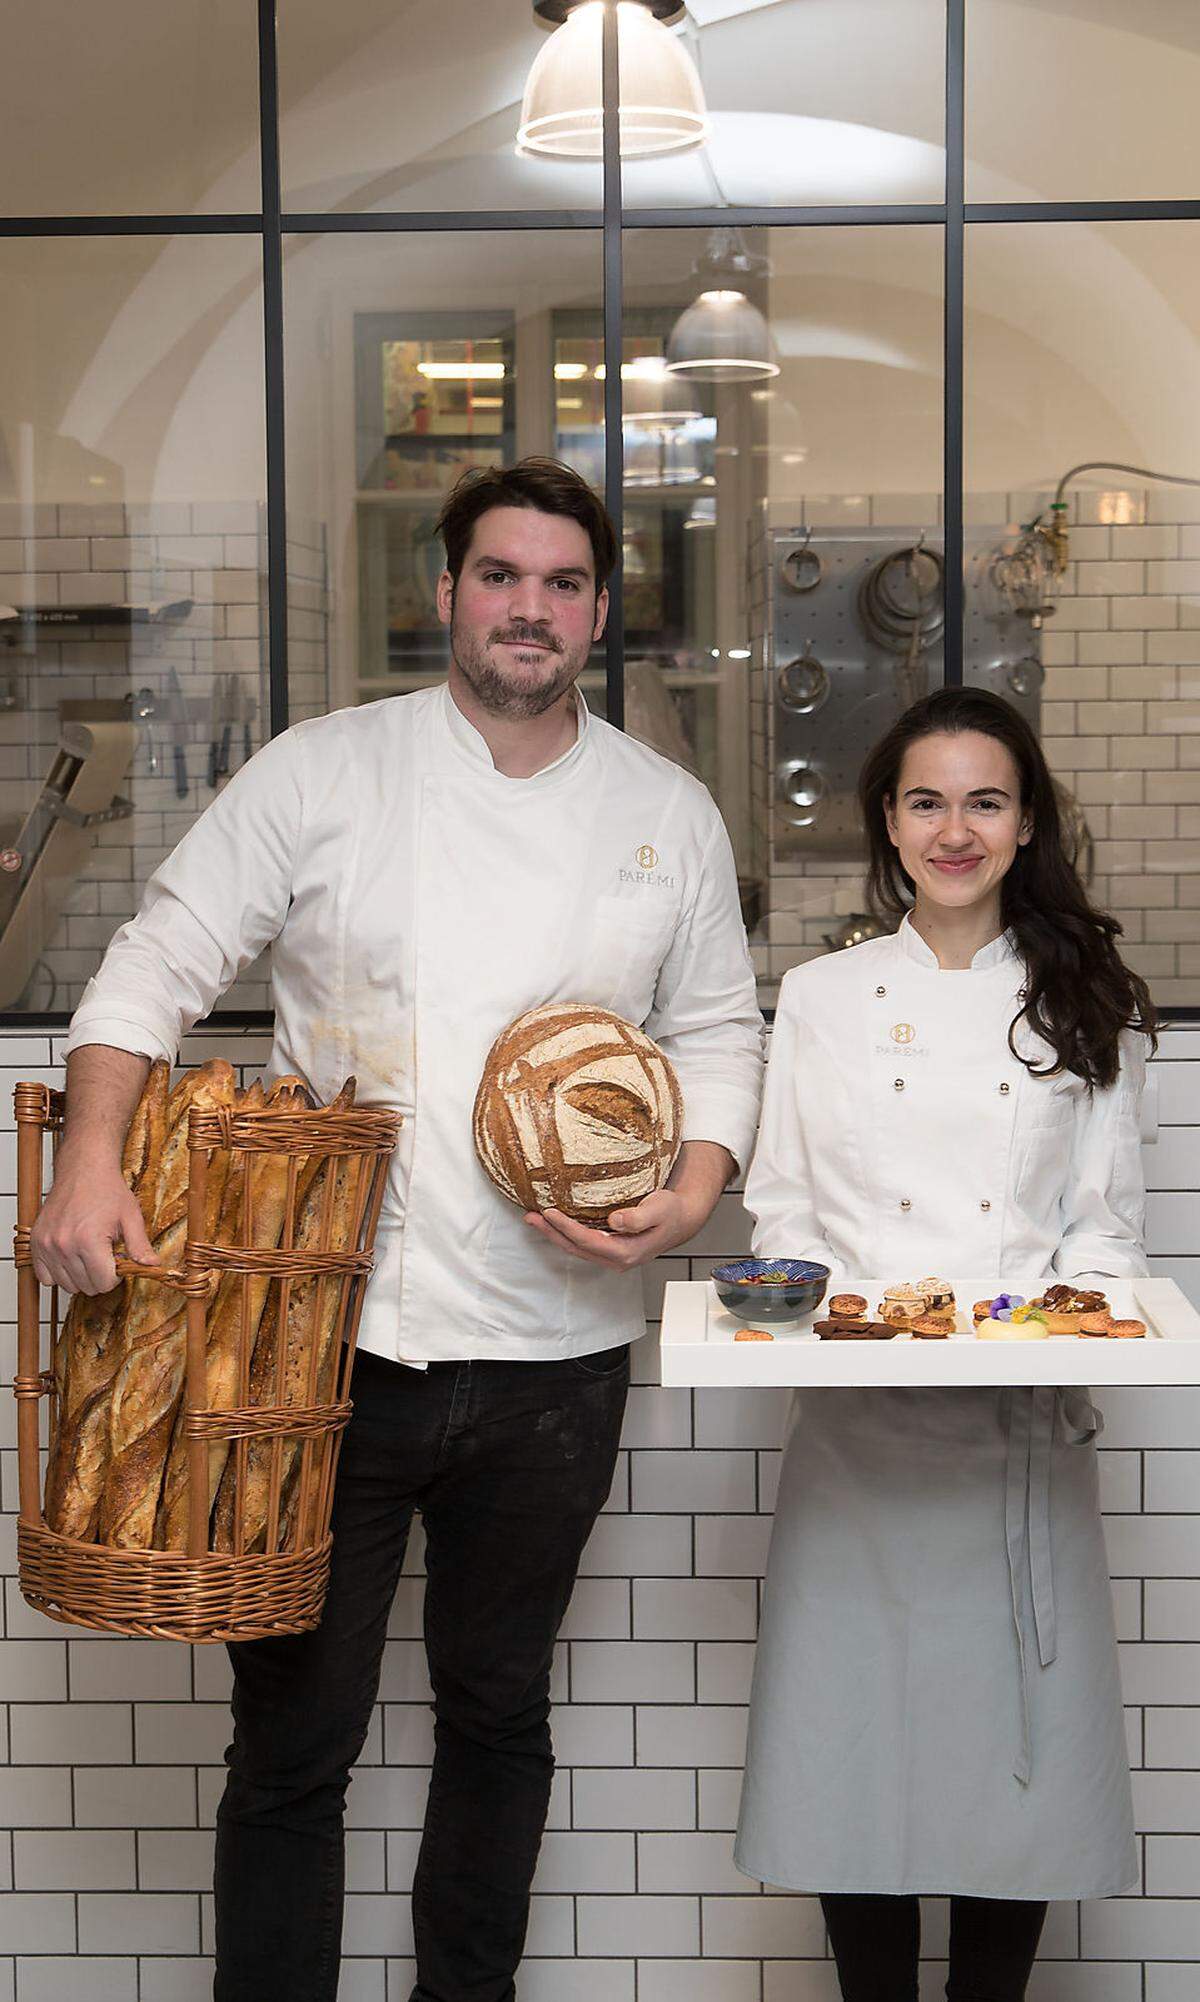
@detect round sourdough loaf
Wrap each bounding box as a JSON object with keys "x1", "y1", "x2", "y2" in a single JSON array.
[{"x1": 473, "y1": 1002, "x2": 684, "y2": 1225}]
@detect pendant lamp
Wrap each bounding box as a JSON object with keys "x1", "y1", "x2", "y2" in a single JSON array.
[
  {"x1": 519, "y1": 1, "x2": 709, "y2": 161},
  {"x1": 666, "y1": 229, "x2": 780, "y2": 384},
  {"x1": 620, "y1": 356, "x2": 703, "y2": 430}
]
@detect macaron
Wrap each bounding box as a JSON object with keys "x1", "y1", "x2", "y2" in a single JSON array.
[{"x1": 829, "y1": 1293, "x2": 869, "y2": 1318}]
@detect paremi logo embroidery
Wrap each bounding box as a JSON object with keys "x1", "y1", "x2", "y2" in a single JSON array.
[
  {"x1": 890, "y1": 1022, "x2": 916, "y2": 1045},
  {"x1": 620, "y1": 842, "x2": 676, "y2": 890}
]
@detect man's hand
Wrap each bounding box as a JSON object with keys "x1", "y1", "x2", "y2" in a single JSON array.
[
  {"x1": 523, "y1": 1138, "x2": 736, "y2": 1272},
  {"x1": 29, "y1": 1043, "x2": 157, "y2": 1296},
  {"x1": 30, "y1": 1147, "x2": 157, "y2": 1296},
  {"x1": 525, "y1": 1187, "x2": 699, "y2": 1271}
]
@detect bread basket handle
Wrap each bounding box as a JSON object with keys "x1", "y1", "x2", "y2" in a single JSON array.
[{"x1": 114, "y1": 1256, "x2": 218, "y2": 1300}]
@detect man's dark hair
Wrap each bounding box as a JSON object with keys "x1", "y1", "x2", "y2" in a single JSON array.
[{"x1": 436, "y1": 456, "x2": 619, "y2": 593}]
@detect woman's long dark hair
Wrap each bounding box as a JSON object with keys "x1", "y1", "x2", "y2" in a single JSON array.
[{"x1": 858, "y1": 687, "x2": 1157, "y2": 1087}]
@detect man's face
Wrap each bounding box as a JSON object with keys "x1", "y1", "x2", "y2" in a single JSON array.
[{"x1": 436, "y1": 505, "x2": 609, "y2": 720}]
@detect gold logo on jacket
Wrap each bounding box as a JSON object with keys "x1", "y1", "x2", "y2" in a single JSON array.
[
  {"x1": 890, "y1": 1022, "x2": 916, "y2": 1045},
  {"x1": 636, "y1": 844, "x2": 658, "y2": 870}
]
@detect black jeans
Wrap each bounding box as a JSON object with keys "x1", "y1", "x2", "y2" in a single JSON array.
[
  {"x1": 213, "y1": 1341, "x2": 629, "y2": 2002},
  {"x1": 820, "y1": 1893, "x2": 1048, "y2": 2002}
]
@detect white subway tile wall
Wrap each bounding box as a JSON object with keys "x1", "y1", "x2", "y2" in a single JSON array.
[
  {"x1": 2, "y1": 1023, "x2": 1200, "y2": 1998},
  {"x1": 0, "y1": 504, "x2": 328, "y2": 1016}
]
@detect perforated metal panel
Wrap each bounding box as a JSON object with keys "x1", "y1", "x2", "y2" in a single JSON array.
[{"x1": 761, "y1": 526, "x2": 1041, "y2": 859}]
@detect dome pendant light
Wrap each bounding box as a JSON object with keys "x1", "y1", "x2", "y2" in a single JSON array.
[
  {"x1": 519, "y1": 1, "x2": 709, "y2": 161},
  {"x1": 665, "y1": 229, "x2": 781, "y2": 384}
]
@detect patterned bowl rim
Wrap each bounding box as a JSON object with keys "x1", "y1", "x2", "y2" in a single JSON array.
[{"x1": 711, "y1": 1257, "x2": 831, "y2": 1285}]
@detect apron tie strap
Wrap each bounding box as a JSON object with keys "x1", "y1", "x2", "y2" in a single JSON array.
[{"x1": 1003, "y1": 1385, "x2": 1101, "y2": 1787}]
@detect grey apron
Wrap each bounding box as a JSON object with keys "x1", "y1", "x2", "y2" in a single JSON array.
[{"x1": 735, "y1": 1381, "x2": 1136, "y2": 1898}]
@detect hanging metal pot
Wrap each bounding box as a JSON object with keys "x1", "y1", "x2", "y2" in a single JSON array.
[
  {"x1": 777, "y1": 642, "x2": 830, "y2": 716},
  {"x1": 776, "y1": 758, "x2": 828, "y2": 829},
  {"x1": 780, "y1": 529, "x2": 823, "y2": 595}
]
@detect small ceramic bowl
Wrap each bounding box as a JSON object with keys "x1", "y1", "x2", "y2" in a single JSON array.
[{"x1": 711, "y1": 1256, "x2": 831, "y2": 1323}]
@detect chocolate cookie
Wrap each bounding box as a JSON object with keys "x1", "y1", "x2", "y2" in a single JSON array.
[{"x1": 815, "y1": 1318, "x2": 897, "y2": 1341}]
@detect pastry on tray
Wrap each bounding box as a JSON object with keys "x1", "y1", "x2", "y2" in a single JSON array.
[
  {"x1": 968, "y1": 1284, "x2": 1118, "y2": 1338},
  {"x1": 734, "y1": 1327, "x2": 774, "y2": 1342},
  {"x1": 911, "y1": 1313, "x2": 954, "y2": 1338},
  {"x1": 976, "y1": 1316, "x2": 1049, "y2": 1341},
  {"x1": 879, "y1": 1284, "x2": 927, "y2": 1327},
  {"x1": 916, "y1": 1276, "x2": 955, "y2": 1312},
  {"x1": 829, "y1": 1293, "x2": 869, "y2": 1319},
  {"x1": 1058, "y1": 1301, "x2": 1144, "y2": 1339},
  {"x1": 815, "y1": 1318, "x2": 897, "y2": 1341}
]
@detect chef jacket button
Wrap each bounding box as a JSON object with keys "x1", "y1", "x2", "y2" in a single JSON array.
[
  {"x1": 894, "y1": 1078, "x2": 905, "y2": 1091},
  {"x1": 899, "y1": 1197, "x2": 912, "y2": 1211},
  {"x1": 980, "y1": 1199, "x2": 992, "y2": 1211},
  {"x1": 876, "y1": 985, "x2": 887, "y2": 997},
  {"x1": 999, "y1": 1082, "x2": 1010, "y2": 1094}
]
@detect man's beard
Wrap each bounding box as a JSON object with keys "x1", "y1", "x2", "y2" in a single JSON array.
[{"x1": 450, "y1": 613, "x2": 587, "y2": 720}]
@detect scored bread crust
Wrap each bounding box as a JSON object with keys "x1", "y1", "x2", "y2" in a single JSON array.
[
  {"x1": 44, "y1": 1060, "x2": 170, "y2": 1541},
  {"x1": 154, "y1": 1075, "x2": 326, "y2": 1551},
  {"x1": 211, "y1": 1111, "x2": 360, "y2": 1556},
  {"x1": 473, "y1": 1003, "x2": 683, "y2": 1224},
  {"x1": 97, "y1": 1063, "x2": 238, "y2": 1549},
  {"x1": 42, "y1": 1062, "x2": 370, "y2": 1555}
]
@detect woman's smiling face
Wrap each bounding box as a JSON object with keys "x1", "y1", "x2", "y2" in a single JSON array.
[{"x1": 885, "y1": 729, "x2": 1032, "y2": 914}]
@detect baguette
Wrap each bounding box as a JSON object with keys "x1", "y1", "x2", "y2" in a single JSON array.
[
  {"x1": 98, "y1": 1062, "x2": 238, "y2": 1548},
  {"x1": 44, "y1": 1060, "x2": 170, "y2": 1540},
  {"x1": 212, "y1": 1121, "x2": 361, "y2": 1555},
  {"x1": 155, "y1": 1075, "x2": 322, "y2": 1550}
]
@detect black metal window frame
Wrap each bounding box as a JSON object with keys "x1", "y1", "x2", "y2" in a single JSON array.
[{"x1": 5, "y1": 0, "x2": 1200, "y2": 1028}]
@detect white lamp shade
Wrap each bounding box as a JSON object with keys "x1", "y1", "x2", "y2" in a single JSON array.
[
  {"x1": 518, "y1": 2, "x2": 709, "y2": 161},
  {"x1": 666, "y1": 288, "x2": 781, "y2": 383},
  {"x1": 620, "y1": 356, "x2": 703, "y2": 429}
]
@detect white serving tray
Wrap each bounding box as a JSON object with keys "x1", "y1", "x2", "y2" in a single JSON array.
[{"x1": 659, "y1": 1277, "x2": 1200, "y2": 1388}]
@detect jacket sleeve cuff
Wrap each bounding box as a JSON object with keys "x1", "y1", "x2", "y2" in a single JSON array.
[
  {"x1": 63, "y1": 1012, "x2": 178, "y2": 1067},
  {"x1": 1054, "y1": 1243, "x2": 1150, "y2": 1284},
  {"x1": 680, "y1": 1085, "x2": 761, "y2": 1175}
]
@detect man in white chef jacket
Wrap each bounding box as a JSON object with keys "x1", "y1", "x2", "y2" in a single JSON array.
[{"x1": 32, "y1": 457, "x2": 764, "y2": 2002}]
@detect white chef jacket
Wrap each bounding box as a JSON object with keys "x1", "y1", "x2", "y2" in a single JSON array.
[
  {"x1": 735, "y1": 914, "x2": 1147, "y2": 1899},
  {"x1": 66, "y1": 684, "x2": 764, "y2": 1365},
  {"x1": 747, "y1": 914, "x2": 1148, "y2": 1291}
]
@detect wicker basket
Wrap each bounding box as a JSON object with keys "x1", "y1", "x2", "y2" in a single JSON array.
[{"x1": 12, "y1": 1080, "x2": 400, "y2": 1643}]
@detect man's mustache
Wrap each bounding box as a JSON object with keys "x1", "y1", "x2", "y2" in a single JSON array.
[{"x1": 489, "y1": 626, "x2": 563, "y2": 653}]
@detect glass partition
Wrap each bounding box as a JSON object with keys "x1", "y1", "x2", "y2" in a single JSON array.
[
  {"x1": 622, "y1": 0, "x2": 945, "y2": 210},
  {"x1": 965, "y1": 218, "x2": 1200, "y2": 1008},
  {"x1": 278, "y1": 0, "x2": 602, "y2": 214},
  {"x1": 966, "y1": 0, "x2": 1200, "y2": 203},
  {"x1": 282, "y1": 229, "x2": 604, "y2": 716},
  {"x1": 622, "y1": 223, "x2": 944, "y2": 999},
  {"x1": 5, "y1": 7, "x2": 1200, "y2": 1020},
  {"x1": 1, "y1": 1, "x2": 261, "y2": 216},
  {"x1": 0, "y1": 235, "x2": 267, "y2": 1014}
]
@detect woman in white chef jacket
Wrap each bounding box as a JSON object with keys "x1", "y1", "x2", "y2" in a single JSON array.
[{"x1": 735, "y1": 687, "x2": 1157, "y2": 2001}]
